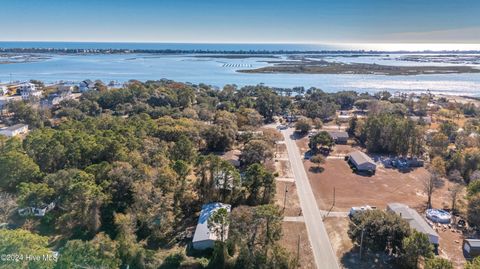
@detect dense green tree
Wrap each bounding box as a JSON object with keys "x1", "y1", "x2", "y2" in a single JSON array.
[
  {"x1": 56, "y1": 233, "x2": 121, "y2": 269},
  {"x1": 244, "y1": 164, "x2": 276, "y2": 205},
  {"x1": 309, "y1": 131, "x2": 334, "y2": 152},
  {"x1": 465, "y1": 256, "x2": 480, "y2": 269},
  {"x1": 424, "y1": 257, "x2": 454, "y2": 269},
  {"x1": 468, "y1": 194, "x2": 480, "y2": 227},
  {"x1": 348, "y1": 210, "x2": 410, "y2": 254},
  {"x1": 0, "y1": 229, "x2": 54, "y2": 269},
  {"x1": 0, "y1": 150, "x2": 41, "y2": 192},
  {"x1": 170, "y1": 135, "x2": 196, "y2": 163},
  {"x1": 240, "y1": 139, "x2": 274, "y2": 166},
  {"x1": 401, "y1": 231, "x2": 434, "y2": 268},
  {"x1": 17, "y1": 182, "x2": 54, "y2": 208},
  {"x1": 294, "y1": 117, "x2": 312, "y2": 134}
]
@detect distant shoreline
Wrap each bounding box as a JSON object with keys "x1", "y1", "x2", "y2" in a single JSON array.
[{"x1": 2, "y1": 47, "x2": 480, "y2": 55}]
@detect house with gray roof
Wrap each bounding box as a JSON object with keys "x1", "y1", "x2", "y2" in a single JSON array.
[
  {"x1": 192, "y1": 202, "x2": 231, "y2": 250},
  {"x1": 347, "y1": 151, "x2": 376, "y2": 173},
  {"x1": 387, "y1": 203, "x2": 439, "y2": 246},
  {"x1": 327, "y1": 131, "x2": 349, "y2": 144},
  {"x1": 0, "y1": 124, "x2": 29, "y2": 137}
]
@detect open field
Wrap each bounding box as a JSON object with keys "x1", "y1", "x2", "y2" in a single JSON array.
[{"x1": 295, "y1": 135, "x2": 469, "y2": 267}]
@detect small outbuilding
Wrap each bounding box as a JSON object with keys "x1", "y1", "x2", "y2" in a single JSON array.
[
  {"x1": 192, "y1": 202, "x2": 231, "y2": 250},
  {"x1": 347, "y1": 151, "x2": 376, "y2": 173},
  {"x1": 328, "y1": 131, "x2": 349, "y2": 144},
  {"x1": 387, "y1": 203, "x2": 439, "y2": 246},
  {"x1": 464, "y1": 239, "x2": 480, "y2": 258},
  {"x1": 0, "y1": 124, "x2": 29, "y2": 137}
]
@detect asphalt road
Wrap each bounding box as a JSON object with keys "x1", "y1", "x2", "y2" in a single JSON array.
[{"x1": 282, "y1": 127, "x2": 340, "y2": 269}]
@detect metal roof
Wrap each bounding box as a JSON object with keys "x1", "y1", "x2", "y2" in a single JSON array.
[
  {"x1": 387, "y1": 203, "x2": 439, "y2": 240},
  {"x1": 192, "y1": 202, "x2": 231, "y2": 243},
  {"x1": 465, "y1": 239, "x2": 480, "y2": 248},
  {"x1": 348, "y1": 151, "x2": 375, "y2": 165},
  {"x1": 0, "y1": 124, "x2": 28, "y2": 132}
]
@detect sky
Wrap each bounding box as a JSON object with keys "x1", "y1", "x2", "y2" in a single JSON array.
[{"x1": 1, "y1": 0, "x2": 480, "y2": 44}]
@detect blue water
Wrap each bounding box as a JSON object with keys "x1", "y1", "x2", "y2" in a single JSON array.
[
  {"x1": 0, "y1": 42, "x2": 340, "y2": 51},
  {"x1": 1, "y1": 42, "x2": 480, "y2": 96}
]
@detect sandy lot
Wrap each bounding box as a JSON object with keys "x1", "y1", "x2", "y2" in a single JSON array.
[
  {"x1": 299, "y1": 137, "x2": 458, "y2": 212},
  {"x1": 298, "y1": 136, "x2": 467, "y2": 267},
  {"x1": 275, "y1": 180, "x2": 302, "y2": 217},
  {"x1": 280, "y1": 222, "x2": 316, "y2": 269}
]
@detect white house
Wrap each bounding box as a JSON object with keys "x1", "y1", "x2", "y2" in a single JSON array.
[
  {"x1": 192, "y1": 202, "x2": 231, "y2": 250},
  {"x1": 19, "y1": 83, "x2": 42, "y2": 100},
  {"x1": 0, "y1": 124, "x2": 29, "y2": 137}
]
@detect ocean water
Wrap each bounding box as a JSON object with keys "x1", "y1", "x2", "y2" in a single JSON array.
[{"x1": 1, "y1": 42, "x2": 480, "y2": 96}]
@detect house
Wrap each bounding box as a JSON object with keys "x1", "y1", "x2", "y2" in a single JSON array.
[
  {"x1": 192, "y1": 203, "x2": 231, "y2": 250},
  {"x1": 79, "y1": 79, "x2": 96, "y2": 92},
  {"x1": 347, "y1": 151, "x2": 376, "y2": 173},
  {"x1": 42, "y1": 87, "x2": 73, "y2": 107},
  {"x1": 387, "y1": 203, "x2": 439, "y2": 246},
  {"x1": 328, "y1": 131, "x2": 349, "y2": 144},
  {"x1": 410, "y1": 116, "x2": 432, "y2": 125},
  {"x1": 463, "y1": 239, "x2": 480, "y2": 258},
  {"x1": 19, "y1": 83, "x2": 42, "y2": 100},
  {"x1": 0, "y1": 124, "x2": 29, "y2": 137},
  {"x1": 18, "y1": 202, "x2": 55, "y2": 217},
  {"x1": 0, "y1": 85, "x2": 7, "y2": 96}
]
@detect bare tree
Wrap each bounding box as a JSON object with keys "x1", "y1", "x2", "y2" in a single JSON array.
[
  {"x1": 449, "y1": 185, "x2": 463, "y2": 214},
  {"x1": 0, "y1": 192, "x2": 17, "y2": 223},
  {"x1": 424, "y1": 173, "x2": 442, "y2": 209}
]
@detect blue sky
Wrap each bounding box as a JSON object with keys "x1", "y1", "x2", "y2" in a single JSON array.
[{"x1": 1, "y1": 0, "x2": 480, "y2": 43}]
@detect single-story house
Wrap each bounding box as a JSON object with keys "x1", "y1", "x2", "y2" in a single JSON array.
[
  {"x1": 328, "y1": 131, "x2": 349, "y2": 144},
  {"x1": 463, "y1": 239, "x2": 480, "y2": 258},
  {"x1": 387, "y1": 203, "x2": 439, "y2": 246},
  {"x1": 0, "y1": 124, "x2": 29, "y2": 137},
  {"x1": 192, "y1": 202, "x2": 231, "y2": 250},
  {"x1": 79, "y1": 79, "x2": 96, "y2": 92},
  {"x1": 347, "y1": 151, "x2": 376, "y2": 173}
]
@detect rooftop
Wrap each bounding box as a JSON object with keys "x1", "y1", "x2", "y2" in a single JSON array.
[
  {"x1": 0, "y1": 124, "x2": 28, "y2": 131},
  {"x1": 387, "y1": 203, "x2": 438, "y2": 239},
  {"x1": 192, "y1": 202, "x2": 231, "y2": 243},
  {"x1": 349, "y1": 151, "x2": 375, "y2": 165}
]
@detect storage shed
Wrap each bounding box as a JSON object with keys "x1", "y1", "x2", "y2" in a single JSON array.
[{"x1": 464, "y1": 239, "x2": 480, "y2": 258}]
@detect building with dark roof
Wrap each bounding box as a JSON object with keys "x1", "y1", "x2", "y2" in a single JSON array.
[{"x1": 327, "y1": 131, "x2": 349, "y2": 144}]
